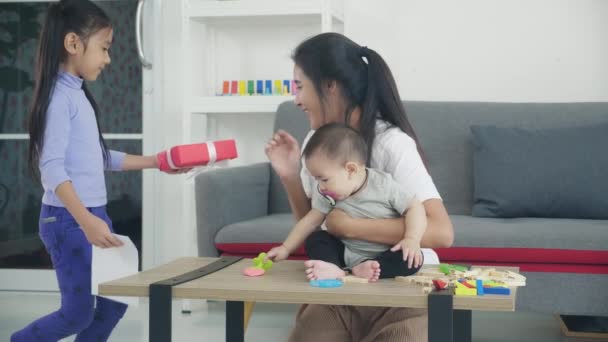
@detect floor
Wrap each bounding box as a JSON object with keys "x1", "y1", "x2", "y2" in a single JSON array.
[{"x1": 0, "y1": 291, "x2": 604, "y2": 342}]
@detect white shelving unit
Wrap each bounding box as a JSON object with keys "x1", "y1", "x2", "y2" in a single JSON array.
[
  {"x1": 179, "y1": 0, "x2": 344, "y2": 257},
  {"x1": 189, "y1": 95, "x2": 295, "y2": 114},
  {"x1": 187, "y1": 0, "x2": 344, "y2": 20}
]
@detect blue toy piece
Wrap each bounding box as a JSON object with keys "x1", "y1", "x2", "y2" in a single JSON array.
[
  {"x1": 309, "y1": 279, "x2": 343, "y2": 288},
  {"x1": 476, "y1": 279, "x2": 484, "y2": 296},
  {"x1": 484, "y1": 286, "x2": 510, "y2": 295}
]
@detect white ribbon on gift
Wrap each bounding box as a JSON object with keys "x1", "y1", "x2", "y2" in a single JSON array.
[
  {"x1": 166, "y1": 141, "x2": 217, "y2": 170},
  {"x1": 184, "y1": 141, "x2": 229, "y2": 179}
]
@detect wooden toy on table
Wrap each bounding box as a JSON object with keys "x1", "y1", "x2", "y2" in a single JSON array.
[{"x1": 396, "y1": 263, "x2": 526, "y2": 296}]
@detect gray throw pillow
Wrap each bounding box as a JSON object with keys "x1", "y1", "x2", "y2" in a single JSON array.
[{"x1": 471, "y1": 123, "x2": 608, "y2": 219}]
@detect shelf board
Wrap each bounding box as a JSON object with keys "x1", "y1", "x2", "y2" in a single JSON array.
[
  {"x1": 187, "y1": 0, "x2": 344, "y2": 22},
  {"x1": 190, "y1": 95, "x2": 295, "y2": 113}
]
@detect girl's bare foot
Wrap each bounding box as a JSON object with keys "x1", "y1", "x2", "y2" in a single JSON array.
[
  {"x1": 352, "y1": 260, "x2": 381, "y2": 282},
  {"x1": 304, "y1": 260, "x2": 346, "y2": 280}
]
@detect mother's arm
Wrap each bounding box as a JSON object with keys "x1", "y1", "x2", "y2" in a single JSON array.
[
  {"x1": 326, "y1": 198, "x2": 454, "y2": 248},
  {"x1": 280, "y1": 174, "x2": 311, "y2": 221}
]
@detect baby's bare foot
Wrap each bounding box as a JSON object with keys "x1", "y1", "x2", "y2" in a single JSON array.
[
  {"x1": 352, "y1": 260, "x2": 381, "y2": 282},
  {"x1": 304, "y1": 260, "x2": 346, "y2": 280}
]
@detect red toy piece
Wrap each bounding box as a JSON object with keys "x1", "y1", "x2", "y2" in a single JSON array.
[
  {"x1": 432, "y1": 279, "x2": 448, "y2": 290},
  {"x1": 157, "y1": 139, "x2": 237, "y2": 172},
  {"x1": 459, "y1": 279, "x2": 476, "y2": 289}
]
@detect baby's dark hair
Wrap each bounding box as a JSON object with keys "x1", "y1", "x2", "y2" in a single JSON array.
[{"x1": 303, "y1": 123, "x2": 368, "y2": 165}]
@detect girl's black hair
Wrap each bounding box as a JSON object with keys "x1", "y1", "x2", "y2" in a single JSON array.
[
  {"x1": 292, "y1": 32, "x2": 426, "y2": 167},
  {"x1": 28, "y1": 0, "x2": 112, "y2": 177}
]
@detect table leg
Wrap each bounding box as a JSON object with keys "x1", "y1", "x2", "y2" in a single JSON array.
[
  {"x1": 428, "y1": 291, "x2": 453, "y2": 342},
  {"x1": 243, "y1": 301, "x2": 255, "y2": 331},
  {"x1": 226, "y1": 301, "x2": 244, "y2": 342},
  {"x1": 150, "y1": 284, "x2": 172, "y2": 342},
  {"x1": 454, "y1": 309, "x2": 472, "y2": 342}
]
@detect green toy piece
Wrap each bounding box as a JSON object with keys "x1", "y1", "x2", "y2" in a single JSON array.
[
  {"x1": 439, "y1": 263, "x2": 469, "y2": 275},
  {"x1": 252, "y1": 252, "x2": 273, "y2": 271}
]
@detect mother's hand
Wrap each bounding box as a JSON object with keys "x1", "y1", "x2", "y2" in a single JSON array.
[
  {"x1": 325, "y1": 209, "x2": 354, "y2": 238},
  {"x1": 265, "y1": 130, "x2": 301, "y2": 180}
]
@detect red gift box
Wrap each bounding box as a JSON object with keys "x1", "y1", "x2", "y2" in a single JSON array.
[{"x1": 157, "y1": 139, "x2": 237, "y2": 172}]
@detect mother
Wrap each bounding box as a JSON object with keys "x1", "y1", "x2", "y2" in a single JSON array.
[{"x1": 266, "y1": 32, "x2": 454, "y2": 341}]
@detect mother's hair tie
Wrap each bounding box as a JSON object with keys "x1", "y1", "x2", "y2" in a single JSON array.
[{"x1": 360, "y1": 46, "x2": 371, "y2": 57}]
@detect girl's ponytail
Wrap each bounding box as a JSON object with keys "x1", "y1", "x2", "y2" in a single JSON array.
[
  {"x1": 28, "y1": 2, "x2": 66, "y2": 177},
  {"x1": 83, "y1": 83, "x2": 110, "y2": 166}
]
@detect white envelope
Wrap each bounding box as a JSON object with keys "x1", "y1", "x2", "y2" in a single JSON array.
[{"x1": 91, "y1": 234, "x2": 139, "y2": 306}]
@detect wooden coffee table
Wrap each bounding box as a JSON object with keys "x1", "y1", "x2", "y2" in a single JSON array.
[{"x1": 99, "y1": 257, "x2": 517, "y2": 342}]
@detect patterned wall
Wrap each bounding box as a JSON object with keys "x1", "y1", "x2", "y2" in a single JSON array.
[{"x1": 0, "y1": 1, "x2": 143, "y2": 269}]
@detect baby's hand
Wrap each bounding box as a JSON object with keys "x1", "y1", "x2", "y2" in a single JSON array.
[
  {"x1": 390, "y1": 237, "x2": 422, "y2": 269},
  {"x1": 266, "y1": 245, "x2": 290, "y2": 262}
]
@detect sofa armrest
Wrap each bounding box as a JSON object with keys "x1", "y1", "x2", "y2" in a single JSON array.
[{"x1": 194, "y1": 162, "x2": 270, "y2": 256}]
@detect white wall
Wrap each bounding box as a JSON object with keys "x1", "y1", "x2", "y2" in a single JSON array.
[{"x1": 345, "y1": 0, "x2": 608, "y2": 102}]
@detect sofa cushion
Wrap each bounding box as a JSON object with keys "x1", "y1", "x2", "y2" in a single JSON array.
[
  {"x1": 404, "y1": 102, "x2": 608, "y2": 215},
  {"x1": 449, "y1": 215, "x2": 608, "y2": 251},
  {"x1": 214, "y1": 213, "x2": 308, "y2": 255},
  {"x1": 471, "y1": 124, "x2": 608, "y2": 219},
  {"x1": 215, "y1": 213, "x2": 294, "y2": 244},
  {"x1": 215, "y1": 214, "x2": 608, "y2": 272},
  {"x1": 434, "y1": 215, "x2": 608, "y2": 272}
]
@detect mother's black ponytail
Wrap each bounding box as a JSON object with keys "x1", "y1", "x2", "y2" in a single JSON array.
[
  {"x1": 359, "y1": 47, "x2": 424, "y2": 165},
  {"x1": 293, "y1": 33, "x2": 426, "y2": 167}
]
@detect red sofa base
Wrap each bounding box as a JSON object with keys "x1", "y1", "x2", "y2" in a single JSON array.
[{"x1": 216, "y1": 244, "x2": 608, "y2": 274}]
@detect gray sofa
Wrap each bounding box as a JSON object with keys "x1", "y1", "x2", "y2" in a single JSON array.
[{"x1": 195, "y1": 101, "x2": 608, "y2": 316}]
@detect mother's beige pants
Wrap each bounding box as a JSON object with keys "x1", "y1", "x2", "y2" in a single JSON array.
[{"x1": 288, "y1": 304, "x2": 428, "y2": 342}]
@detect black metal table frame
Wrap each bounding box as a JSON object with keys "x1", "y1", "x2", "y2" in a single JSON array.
[{"x1": 148, "y1": 257, "x2": 472, "y2": 342}]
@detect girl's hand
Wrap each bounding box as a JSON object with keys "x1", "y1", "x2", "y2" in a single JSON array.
[
  {"x1": 265, "y1": 130, "x2": 301, "y2": 180},
  {"x1": 155, "y1": 151, "x2": 192, "y2": 174},
  {"x1": 81, "y1": 214, "x2": 123, "y2": 248},
  {"x1": 266, "y1": 245, "x2": 290, "y2": 262},
  {"x1": 390, "y1": 237, "x2": 422, "y2": 269},
  {"x1": 325, "y1": 209, "x2": 352, "y2": 237}
]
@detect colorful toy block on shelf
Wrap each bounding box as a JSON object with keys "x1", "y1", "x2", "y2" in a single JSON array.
[
  {"x1": 220, "y1": 79, "x2": 297, "y2": 96},
  {"x1": 242, "y1": 252, "x2": 273, "y2": 277},
  {"x1": 156, "y1": 139, "x2": 238, "y2": 172}
]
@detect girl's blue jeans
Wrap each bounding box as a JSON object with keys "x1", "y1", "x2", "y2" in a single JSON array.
[{"x1": 11, "y1": 205, "x2": 128, "y2": 342}]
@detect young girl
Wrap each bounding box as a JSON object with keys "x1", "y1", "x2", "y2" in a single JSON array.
[
  {"x1": 12, "y1": 1, "x2": 178, "y2": 341},
  {"x1": 267, "y1": 123, "x2": 427, "y2": 282},
  {"x1": 265, "y1": 33, "x2": 454, "y2": 341}
]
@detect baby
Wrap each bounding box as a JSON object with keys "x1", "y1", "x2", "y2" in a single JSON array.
[{"x1": 267, "y1": 123, "x2": 427, "y2": 282}]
